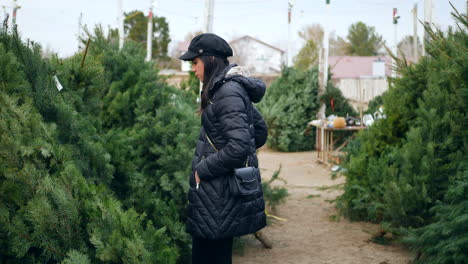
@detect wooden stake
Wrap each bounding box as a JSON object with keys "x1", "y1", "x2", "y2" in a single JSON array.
[{"x1": 254, "y1": 231, "x2": 273, "y2": 249}]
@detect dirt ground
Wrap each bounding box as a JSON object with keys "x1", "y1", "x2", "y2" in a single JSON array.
[{"x1": 233, "y1": 148, "x2": 412, "y2": 264}]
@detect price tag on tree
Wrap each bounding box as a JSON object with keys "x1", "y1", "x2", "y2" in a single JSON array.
[{"x1": 53, "y1": 75, "x2": 63, "y2": 91}]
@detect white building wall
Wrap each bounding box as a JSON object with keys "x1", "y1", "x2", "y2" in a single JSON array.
[
  {"x1": 337, "y1": 78, "x2": 388, "y2": 103},
  {"x1": 230, "y1": 38, "x2": 283, "y2": 75}
]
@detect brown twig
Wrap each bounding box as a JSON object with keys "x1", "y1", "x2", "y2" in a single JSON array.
[{"x1": 80, "y1": 38, "x2": 91, "y2": 69}]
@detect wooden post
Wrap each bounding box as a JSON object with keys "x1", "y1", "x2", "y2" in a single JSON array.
[{"x1": 255, "y1": 231, "x2": 273, "y2": 249}]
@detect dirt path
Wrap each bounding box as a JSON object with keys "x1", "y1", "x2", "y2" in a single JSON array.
[{"x1": 233, "y1": 149, "x2": 412, "y2": 264}]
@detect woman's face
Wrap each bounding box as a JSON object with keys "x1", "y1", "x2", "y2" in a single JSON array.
[{"x1": 191, "y1": 57, "x2": 204, "y2": 82}]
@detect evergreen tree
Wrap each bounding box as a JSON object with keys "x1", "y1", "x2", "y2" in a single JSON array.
[
  {"x1": 81, "y1": 26, "x2": 199, "y2": 262},
  {"x1": 293, "y1": 39, "x2": 319, "y2": 71},
  {"x1": 336, "y1": 9, "x2": 467, "y2": 262},
  {"x1": 124, "y1": 10, "x2": 171, "y2": 60},
  {"x1": 259, "y1": 67, "x2": 355, "y2": 152},
  {"x1": 1, "y1": 21, "x2": 198, "y2": 263},
  {"x1": 259, "y1": 67, "x2": 319, "y2": 152},
  {"x1": 345, "y1": 22, "x2": 383, "y2": 56},
  {"x1": 179, "y1": 71, "x2": 200, "y2": 104}
]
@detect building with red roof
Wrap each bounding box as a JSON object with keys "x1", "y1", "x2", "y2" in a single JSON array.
[{"x1": 328, "y1": 56, "x2": 393, "y2": 109}]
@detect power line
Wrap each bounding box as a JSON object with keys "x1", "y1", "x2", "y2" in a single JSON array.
[
  {"x1": 157, "y1": 6, "x2": 282, "y2": 19},
  {"x1": 216, "y1": 0, "x2": 269, "y2": 4},
  {"x1": 357, "y1": 0, "x2": 401, "y2": 6},
  {"x1": 157, "y1": 7, "x2": 198, "y2": 19}
]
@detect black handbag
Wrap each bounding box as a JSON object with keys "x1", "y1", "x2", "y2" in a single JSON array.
[
  {"x1": 230, "y1": 166, "x2": 261, "y2": 197},
  {"x1": 205, "y1": 132, "x2": 261, "y2": 197}
]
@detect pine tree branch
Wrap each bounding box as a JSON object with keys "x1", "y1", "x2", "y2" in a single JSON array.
[
  {"x1": 12, "y1": 31, "x2": 33, "y2": 88},
  {"x1": 18, "y1": 232, "x2": 66, "y2": 257}
]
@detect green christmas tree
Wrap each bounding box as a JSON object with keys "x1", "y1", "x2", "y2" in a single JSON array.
[
  {"x1": 336, "y1": 8, "x2": 467, "y2": 263},
  {"x1": 1, "y1": 20, "x2": 199, "y2": 263},
  {"x1": 259, "y1": 66, "x2": 355, "y2": 152}
]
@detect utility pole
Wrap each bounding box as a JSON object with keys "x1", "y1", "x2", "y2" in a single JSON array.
[
  {"x1": 412, "y1": 3, "x2": 418, "y2": 60},
  {"x1": 392, "y1": 8, "x2": 400, "y2": 77},
  {"x1": 422, "y1": 0, "x2": 434, "y2": 56},
  {"x1": 287, "y1": 0, "x2": 295, "y2": 67},
  {"x1": 323, "y1": 0, "x2": 330, "y2": 91},
  {"x1": 145, "y1": 0, "x2": 155, "y2": 62},
  {"x1": 316, "y1": 0, "x2": 330, "y2": 152},
  {"x1": 318, "y1": 0, "x2": 331, "y2": 106},
  {"x1": 204, "y1": 0, "x2": 214, "y2": 33},
  {"x1": 200, "y1": 0, "x2": 214, "y2": 101},
  {"x1": 78, "y1": 12, "x2": 83, "y2": 49},
  {"x1": 117, "y1": 0, "x2": 124, "y2": 50},
  {"x1": 2, "y1": 5, "x2": 7, "y2": 21},
  {"x1": 12, "y1": 0, "x2": 20, "y2": 28}
]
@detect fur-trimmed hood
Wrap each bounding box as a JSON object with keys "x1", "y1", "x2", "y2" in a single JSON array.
[{"x1": 210, "y1": 64, "x2": 266, "y2": 103}]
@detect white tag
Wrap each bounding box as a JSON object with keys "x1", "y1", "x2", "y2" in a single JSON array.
[{"x1": 53, "y1": 75, "x2": 63, "y2": 91}]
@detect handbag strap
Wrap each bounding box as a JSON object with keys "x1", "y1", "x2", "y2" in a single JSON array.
[
  {"x1": 205, "y1": 132, "x2": 218, "y2": 152},
  {"x1": 203, "y1": 98, "x2": 255, "y2": 168},
  {"x1": 204, "y1": 131, "x2": 249, "y2": 167}
]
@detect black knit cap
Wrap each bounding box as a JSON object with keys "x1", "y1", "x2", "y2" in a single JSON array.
[{"x1": 178, "y1": 33, "x2": 233, "y2": 61}]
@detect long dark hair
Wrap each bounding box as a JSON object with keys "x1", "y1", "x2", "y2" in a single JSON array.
[{"x1": 199, "y1": 56, "x2": 229, "y2": 111}]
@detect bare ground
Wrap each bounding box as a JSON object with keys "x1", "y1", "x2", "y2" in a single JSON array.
[{"x1": 233, "y1": 149, "x2": 412, "y2": 264}]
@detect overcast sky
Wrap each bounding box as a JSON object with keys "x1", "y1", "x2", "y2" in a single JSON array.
[{"x1": 1, "y1": 0, "x2": 465, "y2": 58}]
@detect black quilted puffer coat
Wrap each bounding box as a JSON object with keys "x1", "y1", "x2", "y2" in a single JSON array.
[{"x1": 187, "y1": 64, "x2": 268, "y2": 239}]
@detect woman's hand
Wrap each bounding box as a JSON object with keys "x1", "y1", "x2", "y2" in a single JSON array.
[{"x1": 195, "y1": 171, "x2": 201, "y2": 189}]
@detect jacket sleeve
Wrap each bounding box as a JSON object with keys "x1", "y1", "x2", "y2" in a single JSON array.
[
  {"x1": 253, "y1": 106, "x2": 268, "y2": 149},
  {"x1": 195, "y1": 87, "x2": 250, "y2": 181}
]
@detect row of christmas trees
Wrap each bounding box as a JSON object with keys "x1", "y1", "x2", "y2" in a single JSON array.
[
  {"x1": 0, "y1": 25, "x2": 198, "y2": 263},
  {"x1": 336, "y1": 10, "x2": 467, "y2": 263}
]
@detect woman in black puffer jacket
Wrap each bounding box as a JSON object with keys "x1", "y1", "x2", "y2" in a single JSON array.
[{"x1": 179, "y1": 33, "x2": 268, "y2": 264}]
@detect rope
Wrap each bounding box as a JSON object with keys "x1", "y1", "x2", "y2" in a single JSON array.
[{"x1": 265, "y1": 209, "x2": 287, "y2": 221}]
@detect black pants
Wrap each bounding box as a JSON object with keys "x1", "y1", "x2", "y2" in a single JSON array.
[{"x1": 192, "y1": 236, "x2": 233, "y2": 264}]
